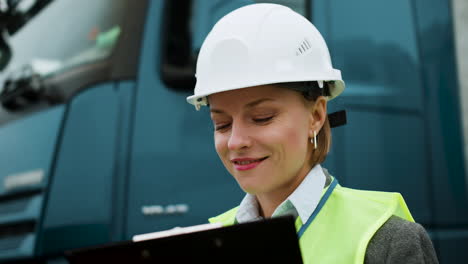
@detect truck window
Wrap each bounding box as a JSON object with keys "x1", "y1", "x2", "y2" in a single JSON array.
[
  {"x1": 161, "y1": 0, "x2": 308, "y2": 92},
  {"x1": 0, "y1": 0, "x2": 127, "y2": 92}
]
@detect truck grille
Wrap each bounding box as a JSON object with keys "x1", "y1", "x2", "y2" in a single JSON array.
[
  {"x1": 0, "y1": 199, "x2": 30, "y2": 215},
  {"x1": 0, "y1": 236, "x2": 25, "y2": 251},
  {"x1": 0, "y1": 221, "x2": 35, "y2": 239}
]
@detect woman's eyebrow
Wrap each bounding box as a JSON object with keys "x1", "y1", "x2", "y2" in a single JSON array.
[
  {"x1": 210, "y1": 109, "x2": 225, "y2": 114},
  {"x1": 245, "y1": 98, "x2": 275, "y2": 108},
  {"x1": 210, "y1": 98, "x2": 275, "y2": 113}
]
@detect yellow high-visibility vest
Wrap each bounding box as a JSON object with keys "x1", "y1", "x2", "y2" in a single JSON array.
[{"x1": 209, "y1": 179, "x2": 414, "y2": 264}]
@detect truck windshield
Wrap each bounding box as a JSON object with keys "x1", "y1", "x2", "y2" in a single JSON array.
[{"x1": 0, "y1": 0, "x2": 127, "y2": 92}]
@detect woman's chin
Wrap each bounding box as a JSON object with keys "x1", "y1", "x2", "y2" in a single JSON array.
[
  {"x1": 228, "y1": 163, "x2": 275, "y2": 194},
  {"x1": 236, "y1": 177, "x2": 270, "y2": 195}
]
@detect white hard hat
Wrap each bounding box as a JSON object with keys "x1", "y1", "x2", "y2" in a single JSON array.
[{"x1": 187, "y1": 3, "x2": 345, "y2": 110}]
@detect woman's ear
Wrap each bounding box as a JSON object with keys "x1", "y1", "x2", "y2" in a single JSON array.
[{"x1": 309, "y1": 96, "x2": 327, "y2": 136}]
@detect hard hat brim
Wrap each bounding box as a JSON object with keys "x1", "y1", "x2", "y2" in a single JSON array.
[{"x1": 186, "y1": 79, "x2": 345, "y2": 108}]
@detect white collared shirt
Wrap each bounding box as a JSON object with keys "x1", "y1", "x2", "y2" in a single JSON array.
[{"x1": 236, "y1": 164, "x2": 327, "y2": 224}]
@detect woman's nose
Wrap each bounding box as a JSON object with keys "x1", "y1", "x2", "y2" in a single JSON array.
[{"x1": 227, "y1": 122, "x2": 252, "y2": 151}]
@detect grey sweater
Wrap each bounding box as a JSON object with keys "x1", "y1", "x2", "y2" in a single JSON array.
[
  {"x1": 364, "y1": 215, "x2": 439, "y2": 263},
  {"x1": 321, "y1": 172, "x2": 439, "y2": 263}
]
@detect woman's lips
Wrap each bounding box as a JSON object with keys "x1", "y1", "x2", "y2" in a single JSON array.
[{"x1": 231, "y1": 157, "x2": 268, "y2": 171}]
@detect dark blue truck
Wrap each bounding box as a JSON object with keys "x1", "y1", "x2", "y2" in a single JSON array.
[{"x1": 0, "y1": 0, "x2": 466, "y2": 263}]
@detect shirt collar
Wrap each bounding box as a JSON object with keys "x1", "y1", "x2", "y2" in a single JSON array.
[{"x1": 235, "y1": 164, "x2": 327, "y2": 224}]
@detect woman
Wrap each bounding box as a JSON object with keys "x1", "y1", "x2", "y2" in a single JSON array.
[{"x1": 186, "y1": 3, "x2": 438, "y2": 264}]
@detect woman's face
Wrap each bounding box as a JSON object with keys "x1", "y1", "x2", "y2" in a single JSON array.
[{"x1": 209, "y1": 85, "x2": 319, "y2": 197}]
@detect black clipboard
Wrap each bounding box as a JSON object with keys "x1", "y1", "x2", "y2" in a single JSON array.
[{"x1": 65, "y1": 216, "x2": 303, "y2": 264}]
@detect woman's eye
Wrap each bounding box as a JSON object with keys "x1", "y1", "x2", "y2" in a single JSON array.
[
  {"x1": 215, "y1": 123, "x2": 231, "y2": 131},
  {"x1": 253, "y1": 116, "x2": 274, "y2": 123}
]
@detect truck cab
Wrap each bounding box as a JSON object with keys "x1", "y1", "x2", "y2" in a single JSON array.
[{"x1": 0, "y1": 0, "x2": 466, "y2": 263}]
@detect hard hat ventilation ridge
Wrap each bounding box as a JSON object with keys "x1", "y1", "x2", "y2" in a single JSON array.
[{"x1": 296, "y1": 38, "x2": 312, "y2": 56}]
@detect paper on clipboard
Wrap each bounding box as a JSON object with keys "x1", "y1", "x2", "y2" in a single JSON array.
[{"x1": 132, "y1": 222, "x2": 223, "y2": 242}]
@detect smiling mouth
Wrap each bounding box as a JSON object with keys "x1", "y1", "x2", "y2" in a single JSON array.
[{"x1": 232, "y1": 157, "x2": 268, "y2": 165}]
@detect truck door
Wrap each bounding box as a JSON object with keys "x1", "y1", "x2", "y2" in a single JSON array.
[{"x1": 127, "y1": 0, "x2": 310, "y2": 237}]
